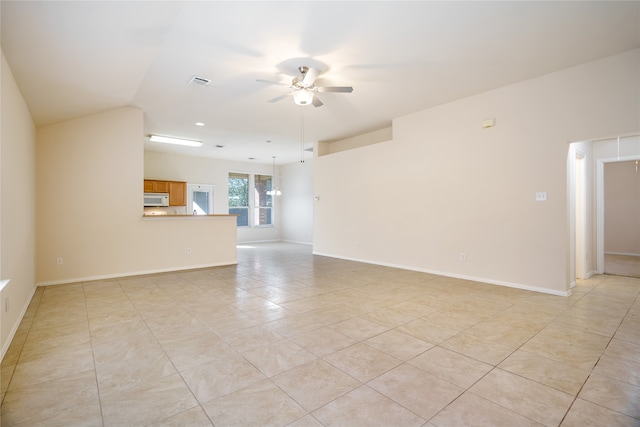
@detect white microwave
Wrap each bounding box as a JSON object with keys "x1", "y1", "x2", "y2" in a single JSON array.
[{"x1": 144, "y1": 193, "x2": 169, "y2": 207}]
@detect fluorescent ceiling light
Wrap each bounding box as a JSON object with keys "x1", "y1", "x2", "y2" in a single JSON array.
[{"x1": 148, "y1": 134, "x2": 202, "y2": 147}]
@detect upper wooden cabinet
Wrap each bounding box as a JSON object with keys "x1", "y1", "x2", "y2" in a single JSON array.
[
  {"x1": 144, "y1": 180, "x2": 169, "y2": 193},
  {"x1": 144, "y1": 180, "x2": 186, "y2": 206},
  {"x1": 168, "y1": 181, "x2": 186, "y2": 206}
]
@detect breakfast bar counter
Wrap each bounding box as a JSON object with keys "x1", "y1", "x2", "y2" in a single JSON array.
[{"x1": 142, "y1": 214, "x2": 238, "y2": 219}]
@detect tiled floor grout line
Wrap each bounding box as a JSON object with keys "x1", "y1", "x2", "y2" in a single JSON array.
[
  {"x1": 2, "y1": 245, "x2": 639, "y2": 426},
  {"x1": 421, "y1": 275, "x2": 635, "y2": 426},
  {"x1": 557, "y1": 280, "x2": 640, "y2": 426},
  {"x1": 0, "y1": 287, "x2": 43, "y2": 408},
  {"x1": 112, "y1": 272, "x2": 634, "y2": 426},
  {"x1": 121, "y1": 279, "x2": 215, "y2": 426},
  {"x1": 82, "y1": 281, "x2": 106, "y2": 427}
]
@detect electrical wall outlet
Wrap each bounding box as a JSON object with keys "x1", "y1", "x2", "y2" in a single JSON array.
[
  {"x1": 536, "y1": 192, "x2": 547, "y2": 201},
  {"x1": 459, "y1": 253, "x2": 466, "y2": 262},
  {"x1": 57, "y1": 257, "x2": 63, "y2": 265},
  {"x1": 186, "y1": 248, "x2": 192, "y2": 255}
]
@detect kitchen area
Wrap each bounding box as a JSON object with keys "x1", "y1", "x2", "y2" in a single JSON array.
[
  {"x1": 143, "y1": 150, "x2": 284, "y2": 244},
  {"x1": 139, "y1": 176, "x2": 239, "y2": 275},
  {"x1": 143, "y1": 179, "x2": 218, "y2": 217},
  {"x1": 143, "y1": 179, "x2": 188, "y2": 215}
]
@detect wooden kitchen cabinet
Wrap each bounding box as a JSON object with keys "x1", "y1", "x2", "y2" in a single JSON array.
[
  {"x1": 144, "y1": 180, "x2": 169, "y2": 193},
  {"x1": 168, "y1": 181, "x2": 186, "y2": 206},
  {"x1": 144, "y1": 179, "x2": 186, "y2": 206}
]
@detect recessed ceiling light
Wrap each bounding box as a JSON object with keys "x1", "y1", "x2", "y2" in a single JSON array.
[
  {"x1": 215, "y1": 145, "x2": 224, "y2": 148},
  {"x1": 248, "y1": 157, "x2": 255, "y2": 160},
  {"x1": 266, "y1": 140, "x2": 271, "y2": 143},
  {"x1": 148, "y1": 134, "x2": 202, "y2": 147},
  {"x1": 195, "y1": 122, "x2": 205, "y2": 127}
]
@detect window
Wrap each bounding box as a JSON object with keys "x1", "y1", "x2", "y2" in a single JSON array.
[
  {"x1": 228, "y1": 172, "x2": 274, "y2": 227},
  {"x1": 228, "y1": 173, "x2": 249, "y2": 226},
  {"x1": 254, "y1": 174, "x2": 273, "y2": 226}
]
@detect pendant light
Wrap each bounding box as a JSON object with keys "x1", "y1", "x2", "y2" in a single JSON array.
[{"x1": 267, "y1": 156, "x2": 281, "y2": 196}]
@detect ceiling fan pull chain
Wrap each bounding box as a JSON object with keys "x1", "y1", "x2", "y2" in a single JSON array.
[{"x1": 300, "y1": 107, "x2": 305, "y2": 163}]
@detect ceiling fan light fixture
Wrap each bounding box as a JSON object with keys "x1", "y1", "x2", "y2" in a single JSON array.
[
  {"x1": 293, "y1": 89, "x2": 314, "y2": 106},
  {"x1": 148, "y1": 134, "x2": 202, "y2": 147}
]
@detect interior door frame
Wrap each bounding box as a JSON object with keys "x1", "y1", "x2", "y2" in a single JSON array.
[
  {"x1": 596, "y1": 155, "x2": 640, "y2": 273},
  {"x1": 574, "y1": 150, "x2": 587, "y2": 281},
  {"x1": 187, "y1": 183, "x2": 214, "y2": 215}
]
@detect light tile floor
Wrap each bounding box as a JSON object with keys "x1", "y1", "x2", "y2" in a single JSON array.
[{"x1": 1, "y1": 242, "x2": 639, "y2": 426}]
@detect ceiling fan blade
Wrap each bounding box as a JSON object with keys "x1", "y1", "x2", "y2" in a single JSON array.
[
  {"x1": 312, "y1": 95, "x2": 323, "y2": 108},
  {"x1": 267, "y1": 93, "x2": 291, "y2": 103},
  {"x1": 257, "y1": 78, "x2": 290, "y2": 87},
  {"x1": 302, "y1": 67, "x2": 320, "y2": 87},
  {"x1": 317, "y1": 86, "x2": 353, "y2": 93}
]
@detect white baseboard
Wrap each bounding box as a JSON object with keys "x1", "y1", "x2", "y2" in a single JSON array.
[
  {"x1": 605, "y1": 251, "x2": 640, "y2": 257},
  {"x1": 237, "y1": 239, "x2": 312, "y2": 246},
  {"x1": 1, "y1": 285, "x2": 36, "y2": 362},
  {"x1": 280, "y1": 240, "x2": 312, "y2": 246},
  {"x1": 237, "y1": 239, "x2": 281, "y2": 245},
  {"x1": 312, "y1": 251, "x2": 571, "y2": 297},
  {"x1": 36, "y1": 261, "x2": 238, "y2": 287}
]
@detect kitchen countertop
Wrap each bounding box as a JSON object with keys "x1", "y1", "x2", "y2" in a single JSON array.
[{"x1": 143, "y1": 214, "x2": 238, "y2": 218}]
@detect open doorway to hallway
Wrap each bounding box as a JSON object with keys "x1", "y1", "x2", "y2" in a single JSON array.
[
  {"x1": 603, "y1": 160, "x2": 640, "y2": 278},
  {"x1": 594, "y1": 134, "x2": 640, "y2": 279},
  {"x1": 569, "y1": 135, "x2": 640, "y2": 284}
]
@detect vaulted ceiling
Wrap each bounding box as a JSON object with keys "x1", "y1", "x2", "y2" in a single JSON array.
[{"x1": 2, "y1": 1, "x2": 639, "y2": 164}]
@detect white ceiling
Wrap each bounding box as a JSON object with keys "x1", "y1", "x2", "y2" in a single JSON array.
[{"x1": 2, "y1": 1, "x2": 639, "y2": 164}]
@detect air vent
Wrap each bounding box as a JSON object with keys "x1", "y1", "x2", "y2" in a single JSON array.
[{"x1": 188, "y1": 75, "x2": 211, "y2": 86}]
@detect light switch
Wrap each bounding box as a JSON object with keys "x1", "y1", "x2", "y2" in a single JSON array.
[
  {"x1": 482, "y1": 118, "x2": 496, "y2": 128},
  {"x1": 536, "y1": 192, "x2": 547, "y2": 201}
]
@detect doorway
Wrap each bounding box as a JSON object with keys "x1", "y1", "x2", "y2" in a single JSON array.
[
  {"x1": 187, "y1": 184, "x2": 214, "y2": 215},
  {"x1": 569, "y1": 135, "x2": 640, "y2": 282},
  {"x1": 599, "y1": 160, "x2": 640, "y2": 277}
]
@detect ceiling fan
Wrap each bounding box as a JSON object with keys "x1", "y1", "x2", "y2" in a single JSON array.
[{"x1": 257, "y1": 66, "x2": 353, "y2": 107}]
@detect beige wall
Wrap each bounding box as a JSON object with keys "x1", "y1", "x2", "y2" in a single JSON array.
[
  {"x1": 318, "y1": 127, "x2": 393, "y2": 155},
  {"x1": 281, "y1": 159, "x2": 313, "y2": 244},
  {"x1": 1, "y1": 52, "x2": 37, "y2": 356},
  {"x1": 605, "y1": 161, "x2": 640, "y2": 255},
  {"x1": 36, "y1": 108, "x2": 237, "y2": 286},
  {"x1": 314, "y1": 49, "x2": 640, "y2": 295}
]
